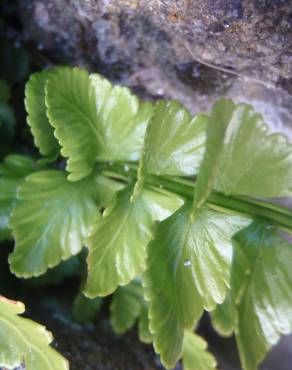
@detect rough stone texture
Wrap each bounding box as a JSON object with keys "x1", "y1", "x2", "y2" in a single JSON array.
[
  {"x1": 16, "y1": 0, "x2": 292, "y2": 136},
  {"x1": 19, "y1": 0, "x2": 292, "y2": 89}
]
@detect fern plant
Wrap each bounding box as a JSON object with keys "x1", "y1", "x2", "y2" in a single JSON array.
[{"x1": 1, "y1": 66, "x2": 292, "y2": 370}]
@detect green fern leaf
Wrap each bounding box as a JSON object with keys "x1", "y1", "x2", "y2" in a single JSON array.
[
  {"x1": 5, "y1": 65, "x2": 292, "y2": 370},
  {"x1": 182, "y1": 331, "x2": 217, "y2": 370},
  {"x1": 200, "y1": 99, "x2": 292, "y2": 198},
  {"x1": 85, "y1": 186, "x2": 153, "y2": 297},
  {"x1": 85, "y1": 185, "x2": 182, "y2": 297},
  {"x1": 110, "y1": 281, "x2": 143, "y2": 334},
  {"x1": 9, "y1": 170, "x2": 102, "y2": 277},
  {"x1": 0, "y1": 155, "x2": 36, "y2": 241},
  {"x1": 72, "y1": 292, "x2": 103, "y2": 323},
  {"x1": 210, "y1": 292, "x2": 235, "y2": 337},
  {"x1": 143, "y1": 100, "x2": 207, "y2": 177},
  {"x1": 144, "y1": 202, "x2": 249, "y2": 368},
  {"x1": 0, "y1": 296, "x2": 68, "y2": 370},
  {"x1": 25, "y1": 70, "x2": 59, "y2": 157},
  {"x1": 132, "y1": 101, "x2": 207, "y2": 200},
  {"x1": 193, "y1": 99, "x2": 235, "y2": 209},
  {"x1": 110, "y1": 280, "x2": 152, "y2": 343},
  {"x1": 46, "y1": 67, "x2": 153, "y2": 181},
  {"x1": 231, "y1": 221, "x2": 292, "y2": 370},
  {"x1": 138, "y1": 305, "x2": 152, "y2": 344}
]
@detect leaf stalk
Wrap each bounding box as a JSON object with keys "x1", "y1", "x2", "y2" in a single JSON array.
[{"x1": 99, "y1": 162, "x2": 292, "y2": 233}]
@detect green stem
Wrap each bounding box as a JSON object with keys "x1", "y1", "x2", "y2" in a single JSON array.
[
  {"x1": 98, "y1": 162, "x2": 292, "y2": 232},
  {"x1": 207, "y1": 193, "x2": 292, "y2": 232}
]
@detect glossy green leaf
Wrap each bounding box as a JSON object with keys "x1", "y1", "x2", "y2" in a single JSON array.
[
  {"x1": 9, "y1": 170, "x2": 101, "y2": 277},
  {"x1": 193, "y1": 99, "x2": 234, "y2": 210},
  {"x1": 45, "y1": 67, "x2": 97, "y2": 180},
  {"x1": 182, "y1": 331, "x2": 217, "y2": 370},
  {"x1": 210, "y1": 292, "x2": 235, "y2": 337},
  {"x1": 138, "y1": 305, "x2": 152, "y2": 344},
  {"x1": 207, "y1": 100, "x2": 292, "y2": 198},
  {"x1": 90, "y1": 74, "x2": 153, "y2": 162},
  {"x1": 0, "y1": 296, "x2": 68, "y2": 370},
  {"x1": 131, "y1": 101, "x2": 207, "y2": 200},
  {"x1": 142, "y1": 186, "x2": 184, "y2": 221},
  {"x1": 194, "y1": 99, "x2": 292, "y2": 203},
  {"x1": 73, "y1": 292, "x2": 103, "y2": 323},
  {"x1": 110, "y1": 281, "x2": 143, "y2": 334},
  {"x1": 144, "y1": 100, "x2": 207, "y2": 176},
  {"x1": 93, "y1": 174, "x2": 125, "y2": 207},
  {"x1": 46, "y1": 67, "x2": 153, "y2": 181},
  {"x1": 144, "y1": 202, "x2": 249, "y2": 368},
  {"x1": 85, "y1": 185, "x2": 182, "y2": 298},
  {"x1": 0, "y1": 155, "x2": 36, "y2": 241},
  {"x1": 231, "y1": 221, "x2": 292, "y2": 370},
  {"x1": 3, "y1": 64, "x2": 292, "y2": 370},
  {"x1": 25, "y1": 70, "x2": 59, "y2": 157},
  {"x1": 110, "y1": 280, "x2": 152, "y2": 342},
  {"x1": 85, "y1": 186, "x2": 153, "y2": 297}
]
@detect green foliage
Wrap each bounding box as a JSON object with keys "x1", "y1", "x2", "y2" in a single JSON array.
[
  {"x1": 85, "y1": 185, "x2": 182, "y2": 297},
  {"x1": 110, "y1": 280, "x2": 152, "y2": 344},
  {"x1": 143, "y1": 202, "x2": 249, "y2": 367},
  {"x1": 110, "y1": 280, "x2": 143, "y2": 333},
  {"x1": 209, "y1": 101, "x2": 292, "y2": 197},
  {"x1": 45, "y1": 67, "x2": 153, "y2": 181},
  {"x1": 210, "y1": 292, "x2": 234, "y2": 337},
  {"x1": 138, "y1": 305, "x2": 152, "y2": 344},
  {"x1": 85, "y1": 186, "x2": 154, "y2": 297},
  {"x1": 0, "y1": 155, "x2": 36, "y2": 241},
  {"x1": 9, "y1": 170, "x2": 101, "y2": 277},
  {"x1": 192, "y1": 99, "x2": 235, "y2": 210},
  {"x1": 73, "y1": 291, "x2": 103, "y2": 323},
  {"x1": 2, "y1": 66, "x2": 292, "y2": 370},
  {"x1": 0, "y1": 296, "x2": 68, "y2": 370},
  {"x1": 231, "y1": 221, "x2": 292, "y2": 370},
  {"x1": 25, "y1": 70, "x2": 60, "y2": 158},
  {"x1": 141, "y1": 100, "x2": 207, "y2": 177},
  {"x1": 182, "y1": 331, "x2": 217, "y2": 370}
]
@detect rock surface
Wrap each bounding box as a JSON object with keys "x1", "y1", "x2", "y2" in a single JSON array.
[
  {"x1": 16, "y1": 0, "x2": 292, "y2": 135},
  {"x1": 19, "y1": 0, "x2": 292, "y2": 90}
]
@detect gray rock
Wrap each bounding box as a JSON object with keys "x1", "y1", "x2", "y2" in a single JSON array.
[
  {"x1": 19, "y1": 0, "x2": 292, "y2": 91},
  {"x1": 17, "y1": 0, "x2": 292, "y2": 135}
]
